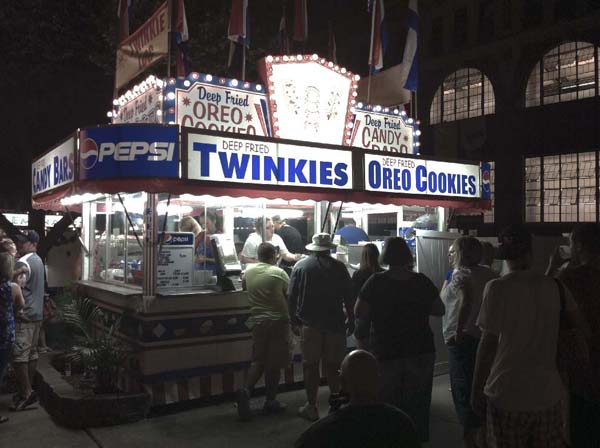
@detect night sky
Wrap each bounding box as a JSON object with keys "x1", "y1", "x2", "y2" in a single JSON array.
[{"x1": 1, "y1": 0, "x2": 411, "y2": 212}]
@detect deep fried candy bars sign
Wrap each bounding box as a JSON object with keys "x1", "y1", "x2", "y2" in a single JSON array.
[
  {"x1": 185, "y1": 130, "x2": 352, "y2": 189},
  {"x1": 349, "y1": 108, "x2": 418, "y2": 154},
  {"x1": 365, "y1": 153, "x2": 481, "y2": 198},
  {"x1": 113, "y1": 85, "x2": 162, "y2": 124},
  {"x1": 115, "y1": 2, "x2": 169, "y2": 89},
  {"x1": 171, "y1": 75, "x2": 270, "y2": 136},
  {"x1": 32, "y1": 136, "x2": 75, "y2": 196}
]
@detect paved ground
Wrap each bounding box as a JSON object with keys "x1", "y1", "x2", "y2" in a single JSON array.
[{"x1": 0, "y1": 374, "x2": 462, "y2": 448}]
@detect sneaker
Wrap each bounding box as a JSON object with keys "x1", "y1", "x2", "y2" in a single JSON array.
[
  {"x1": 298, "y1": 403, "x2": 319, "y2": 421},
  {"x1": 263, "y1": 399, "x2": 287, "y2": 415},
  {"x1": 11, "y1": 391, "x2": 38, "y2": 412},
  {"x1": 235, "y1": 388, "x2": 252, "y2": 421},
  {"x1": 12, "y1": 393, "x2": 23, "y2": 404}
]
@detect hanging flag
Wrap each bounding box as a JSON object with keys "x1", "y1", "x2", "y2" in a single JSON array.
[
  {"x1": 228, "y1": 0, "x2": 249, "y2": 47},
  {"x1": 293, "y1": 0, "x2": 307, "y2": 42},
  {"x1": 118, "y1": 0, "x2": 131, "y2": 42},
  {"x1": 402, "y1": 0, "x2": 419, "y2": 91},
  {"x1": 368, "y1": 0, "x2": 386, "y2": 73},
  {"x1": 328, "y1": 20, "x2": 337, "y2": 64},
  {"x1": 174, "y1": 0, "x2": 190, "y2": 77},
  {"x1": 277, "y1": 13, "x2": 290, "y2": 54},
  {"x1": 227, "y1": 0, "x2": 249, "y2": 78}
]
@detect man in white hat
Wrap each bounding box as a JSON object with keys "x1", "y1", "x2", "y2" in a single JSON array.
[{"x1": 288, "y1": 233, "x2": 354, "y2": 421}]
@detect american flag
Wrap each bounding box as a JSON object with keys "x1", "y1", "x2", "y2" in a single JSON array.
[
  {"x1": 117, "y1": 0, "x2": 131, "y2": 42},
  {"x1": 368, "y1": 0, "x2": 386, "y2": 73},
  {"x1": 175, "y1": 0, "x2": 190, "y2": 77},
  {"x1": 228, "y1": 0, "x2": 249, "y2": 47},
  {"x1": 293, "y1": 0, "x2": 307, "y2": 42}
]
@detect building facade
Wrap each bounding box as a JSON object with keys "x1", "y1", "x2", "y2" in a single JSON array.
[{"x1": 419, "y1": 0, "x2": 600, "y2": 235}]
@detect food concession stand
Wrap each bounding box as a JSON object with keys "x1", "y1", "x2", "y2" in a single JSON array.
[{"x1": 31, "y1": 55, "x2": 489, "y2": 406}]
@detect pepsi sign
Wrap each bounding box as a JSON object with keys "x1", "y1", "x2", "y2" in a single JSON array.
[{"x1": 79, "y1": 125, "x2": 178, "y2": 180}]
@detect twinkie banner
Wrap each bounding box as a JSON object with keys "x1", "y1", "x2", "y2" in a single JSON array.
[
  {"x1": 185, "y1": 130, "x2": 353, "y2": 189},
  {"x1": 115, "y1": 2, "x2": 169, "y2": 89}
]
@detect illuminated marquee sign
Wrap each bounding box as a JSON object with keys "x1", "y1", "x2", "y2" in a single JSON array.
[
  {"x1": 164, "y1": 73, "x2": 270, "y2": 136},
  {"x1": 112, "y1": 75, "x2": 164, "y2": 124},
  {"x1": 185, "y1": 130, "x2": 352, "y2": 189},
  {"x1": 32, "y1": 135, "x2": 75, "y2": 196},
  {"x1": 261, "y1": 54, "x2": 359, "y2": 146},
  {"x1": 365, "y1": 153, "x2": 481, "y2": 198},
  {"x1": 349, "y1": 104, "x2": 420, "y2": 155}
]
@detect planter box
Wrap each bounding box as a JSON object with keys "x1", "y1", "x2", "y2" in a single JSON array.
[{"x1": 36, "y1": 355, "x2": 150, "y2": 428}]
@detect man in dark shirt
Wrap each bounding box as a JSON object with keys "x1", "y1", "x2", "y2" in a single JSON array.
[
  {"x1": 272, "y1": 216, "x2": 304, "y2": 270},
  {"x1": 295, "y1": 350, "x2": 420, "y2": 448},
  {"x1": 288, "y1": 233, "x2": 354, "y2": 421}
]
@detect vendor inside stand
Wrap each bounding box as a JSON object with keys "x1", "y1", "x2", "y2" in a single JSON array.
[{"x1": 240, "y1": 217, "x2": 302, "y2": 267}]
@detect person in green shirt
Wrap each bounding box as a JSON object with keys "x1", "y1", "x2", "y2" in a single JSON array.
[{"x1": 236, "y1": 242, "x2": 291, "y2": 420}]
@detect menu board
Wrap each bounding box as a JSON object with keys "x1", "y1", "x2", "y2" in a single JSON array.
[{"x1": 157, "y1": 232, "x2": 194, "y2": 288}]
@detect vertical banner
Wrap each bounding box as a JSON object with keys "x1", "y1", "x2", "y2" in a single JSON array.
[{"x1": 115, "y1": 2, "x2": 170, "y2": 89}]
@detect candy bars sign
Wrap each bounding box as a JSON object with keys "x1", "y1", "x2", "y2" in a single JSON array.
[{"x1": 32, "y1": 136, "x2": 75, "y2": 196}]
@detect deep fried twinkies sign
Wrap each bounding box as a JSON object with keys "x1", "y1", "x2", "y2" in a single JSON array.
[
  {"x1": 365, "y1": 153, "x2": 481, "y2": 198},
  {"x1": 186, "y1": 131, "x2": 352, "y2": 189}
]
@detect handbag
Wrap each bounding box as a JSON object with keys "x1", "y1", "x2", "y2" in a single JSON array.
[{"x1": 554, "y1": 279, "x2": 592, "y2": 394}]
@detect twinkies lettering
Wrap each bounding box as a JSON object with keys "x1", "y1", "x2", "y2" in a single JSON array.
[{"x1": 193, "y1": 143, "x2": 348, "y2": 186}]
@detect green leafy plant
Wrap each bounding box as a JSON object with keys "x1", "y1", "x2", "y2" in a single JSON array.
[{"x1": 57, "y1": 290, "x2": 129, "y2": 393}]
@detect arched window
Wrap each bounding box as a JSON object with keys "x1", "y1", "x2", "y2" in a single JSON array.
[
  {"x1": 525, "y1": 41, "x2": 598, "y2": 107},
  {"x1": 429, "y1": 68, "x2": 495, "y2": 125}
]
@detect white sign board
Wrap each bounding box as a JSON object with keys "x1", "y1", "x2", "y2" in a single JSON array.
[
  {"x1": 32, "y1": 136, "x2": 75, "y2": 196},
  {"x1": 365, "y1": 153, "x2": 481, "y2": 198},
  {"x1": 350, "y1": 110, "x2": 416, "y2": 154},
  {"x1": 267, "y1": 58, "x2": 355, "y2": 145},
  {"x1": 2, "y1": 213, "x2": 29, "y2": 227},
  {"x1": 175, "y1": 79, "x2": 270, "y2": 136},
  {"x1": 157, "y1": 232, "x2": 195, "y2": 289},
  {"x1": 113, "y1": 87, "x2": 162, "y2": 124},
  {"x1": 186, "y1": 131, "x2": 353, "y2": 189}
]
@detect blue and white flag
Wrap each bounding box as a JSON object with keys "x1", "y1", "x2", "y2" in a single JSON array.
[{"x1": 402, "y1": 0, "x2": 418, "y2": 91}]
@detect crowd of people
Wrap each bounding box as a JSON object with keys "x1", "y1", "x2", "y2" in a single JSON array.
[
  {"x1": 238, "y1": 223, "x2": 599, "y2": 448},
  {"x1": 0, "y1": 230, "x2": 46, "y2": 423}
]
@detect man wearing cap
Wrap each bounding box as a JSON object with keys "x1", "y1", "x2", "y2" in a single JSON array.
[
  {"x1": 288, "y1": 233, "x2": 354, "y2": 421},
  {"x1": 471, "y1": 225, "x2": 578, "y2": 447},
  {"x1": 12, "y1": 230, "x2": 45, "y2": 411}
]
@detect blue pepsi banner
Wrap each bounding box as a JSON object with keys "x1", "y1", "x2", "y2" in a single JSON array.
[
  {"x1": 79, "y1": 125, "x2": 178, "y2": 181},
  {"x1": 365, "y1": 153, "x2": 481, "y2": 198},
  {"x1": 185, "y1": 131, "x2": 353, "y2": 190}
]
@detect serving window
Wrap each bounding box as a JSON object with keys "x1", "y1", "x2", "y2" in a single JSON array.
[{"x1": 83, "y1": 192, "x2": 146, "y2": 286}]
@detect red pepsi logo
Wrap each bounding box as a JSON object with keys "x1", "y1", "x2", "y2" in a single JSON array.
[{"x1": 80, "y1": 138, "x2": 99, "y2": 170}]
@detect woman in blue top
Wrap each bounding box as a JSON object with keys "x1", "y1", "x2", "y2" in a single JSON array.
[{"x1": 0, "y1": 251, "x2": 25, "y2": 423}]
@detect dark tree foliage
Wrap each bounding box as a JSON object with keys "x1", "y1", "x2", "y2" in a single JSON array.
[{"x1": 1, "y1": 0, "x2": 409, "y2": 211}]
